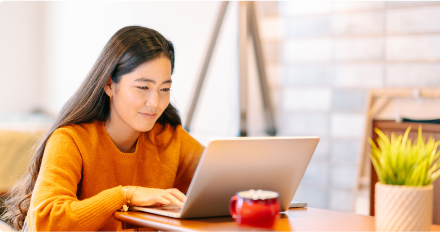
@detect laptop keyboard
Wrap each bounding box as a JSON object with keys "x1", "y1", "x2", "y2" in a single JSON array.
[{"x1": 154, "y1": 205, "x2": 182, "y2": 213}]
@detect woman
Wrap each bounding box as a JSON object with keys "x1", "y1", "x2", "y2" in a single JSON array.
[{"x1": 2, "y1": 26, "x2": 204, "y2": 231}]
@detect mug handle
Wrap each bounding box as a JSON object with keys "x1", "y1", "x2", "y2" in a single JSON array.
[{"x1": 229, "y1": 195, "x2": 238, "y2": 219}]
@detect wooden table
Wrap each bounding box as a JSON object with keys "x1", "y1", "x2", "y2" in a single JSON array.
[{"x1": 115, "y1": 207, "x2": 440, "y2": 231}]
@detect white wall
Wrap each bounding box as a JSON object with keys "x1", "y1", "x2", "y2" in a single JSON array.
[{"x1": 0, "y1": 2, "x2": 41, "y2": 113}]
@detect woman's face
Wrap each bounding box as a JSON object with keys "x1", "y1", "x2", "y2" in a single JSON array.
[{"x1": 105, "y1": 56, "x2": 172, "y2": 133}]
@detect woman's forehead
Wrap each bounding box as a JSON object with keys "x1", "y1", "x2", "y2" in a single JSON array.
[{"x1": 122, "y1": 57, "x2": 172, "y2": 83}]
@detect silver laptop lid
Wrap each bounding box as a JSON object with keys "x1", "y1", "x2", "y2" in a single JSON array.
[{"x1": 180, "y1": 136, "x2": 319, "y2": 218}]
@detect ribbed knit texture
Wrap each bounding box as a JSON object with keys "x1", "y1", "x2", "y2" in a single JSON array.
[
  {"x1": 375, "y1": 183, "x2": 433, "y2": 231},
  {"x1": 27, "y1": 120, "x2": 204, "y2": 231}
]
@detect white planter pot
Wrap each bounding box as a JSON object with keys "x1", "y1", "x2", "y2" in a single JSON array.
[{"x1": 375, "y1": 182, "x2": 433, "y2": 231}]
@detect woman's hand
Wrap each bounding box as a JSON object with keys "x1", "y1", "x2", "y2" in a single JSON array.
[{"x1": 128, "y1": 187, "x2": 186, "y2": 207}]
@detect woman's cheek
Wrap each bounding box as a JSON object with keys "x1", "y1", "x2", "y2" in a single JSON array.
[
  {"x1": 125, "y1": 90, "x2": 144, "y2": 108},
  {"x1": 159, "y1": 94, "x2": 170, "y2": 112}
]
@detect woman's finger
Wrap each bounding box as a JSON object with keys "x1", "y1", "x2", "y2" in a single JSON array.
[
  {"x1": 167, "y1": 188, "x2": 187, "y2": 202},
  {"x1": 130, "y1": 187, "x2": 187, "y2": 207},
  {"x1": 153, "y1": 196, "x2": 171, "y2": 206},
  {"x1": 162, "y1": 193, "x2": 184, "y2": 207}
]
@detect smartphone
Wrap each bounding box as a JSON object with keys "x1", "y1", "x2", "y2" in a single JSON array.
[{"x1": 289, "y1": 201, "x2": 307, "y2": 208}]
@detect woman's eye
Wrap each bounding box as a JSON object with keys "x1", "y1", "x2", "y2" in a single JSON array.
[
  {"x1": 138, "y1": 87, "x2": 148, "y2": 90},
  {"x1": 161, "y1": 88, "x2": 171, "y2": 92}
]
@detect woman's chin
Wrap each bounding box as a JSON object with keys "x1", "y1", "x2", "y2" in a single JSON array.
[{"x1": 135, "y1": 121, "x2": 156, "y2": 132}]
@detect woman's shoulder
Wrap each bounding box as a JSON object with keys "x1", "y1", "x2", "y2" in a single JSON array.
[{"x1": 52, "y1": 120, "x2": 104, "y2": 141}]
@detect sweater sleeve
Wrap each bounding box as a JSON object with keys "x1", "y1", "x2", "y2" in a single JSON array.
[
  {"x1": 28, "y1": 129, "x2": 126, "y2": 231},
  {"x1": 173, "y1": 126, "x2": 205, "y2": 194}
]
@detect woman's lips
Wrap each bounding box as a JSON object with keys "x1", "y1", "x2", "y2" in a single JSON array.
[{"x1": 140, "y1": 112, "x2": 157, "y2": 119}]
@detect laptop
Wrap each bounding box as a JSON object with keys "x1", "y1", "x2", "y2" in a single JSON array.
[{"x1": 132, "y1": 136, "x2": 319, "y2": 218}]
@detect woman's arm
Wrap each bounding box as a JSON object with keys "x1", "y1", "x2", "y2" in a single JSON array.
[{"x1": 28, "y1": 129, "x2": 126, "y2": 231}]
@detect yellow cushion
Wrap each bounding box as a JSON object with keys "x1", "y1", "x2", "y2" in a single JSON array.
[{"x1": 0, "y1": 130, "x2": 44, "y2": 192}]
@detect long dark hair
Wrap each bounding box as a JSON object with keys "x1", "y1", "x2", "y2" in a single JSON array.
[{"x1": 1, "y1": 26, "x2": 181, "y2": 230}]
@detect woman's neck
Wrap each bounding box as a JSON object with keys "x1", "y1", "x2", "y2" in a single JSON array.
[{"x1": 104, "y1": 118, "x2": 140, "y2": 153}]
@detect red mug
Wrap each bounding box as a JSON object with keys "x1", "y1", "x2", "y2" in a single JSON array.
[{"x1": 229, "y1": 189, "x2": 280, "y2": 228}]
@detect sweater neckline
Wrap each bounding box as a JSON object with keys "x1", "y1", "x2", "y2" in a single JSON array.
[{"x1": 99, "y1": 120, "x2": 144, "y2": 160}]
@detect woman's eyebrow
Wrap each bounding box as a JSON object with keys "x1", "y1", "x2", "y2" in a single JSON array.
[{"x1": 135, "y1": 77, "x2": 172, "y2": 84}]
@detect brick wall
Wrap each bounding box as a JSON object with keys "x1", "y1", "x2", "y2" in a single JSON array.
[{"x1": 258, "y1": 1, "x2": 440, "y2": 213}]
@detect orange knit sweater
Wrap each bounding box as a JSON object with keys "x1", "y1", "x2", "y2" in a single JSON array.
[{"x1": 27, "y1": 120, "x2": 204, "y2": 231}]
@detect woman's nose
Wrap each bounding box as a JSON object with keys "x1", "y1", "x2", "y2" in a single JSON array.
[{"x1": 146, "y1": 91, "x2": 159, "y2": 107}]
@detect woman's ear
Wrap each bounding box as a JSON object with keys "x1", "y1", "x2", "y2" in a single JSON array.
[{"x1": 103, "y1": 77, "x2": 114, "y2": 98}]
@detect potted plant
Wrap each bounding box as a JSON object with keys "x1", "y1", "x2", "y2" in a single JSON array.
[{"x1": 370, "y1": 126, "x2": 440, "y2": 231}]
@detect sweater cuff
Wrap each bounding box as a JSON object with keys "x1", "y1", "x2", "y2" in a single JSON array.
[{"x1": 74, "y1": 186, "x2": 126, "y2": 230}]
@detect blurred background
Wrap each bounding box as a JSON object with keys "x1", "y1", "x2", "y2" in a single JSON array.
[{"x1": 1, "y1": 1, "x2": 440, "y2": 218}]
